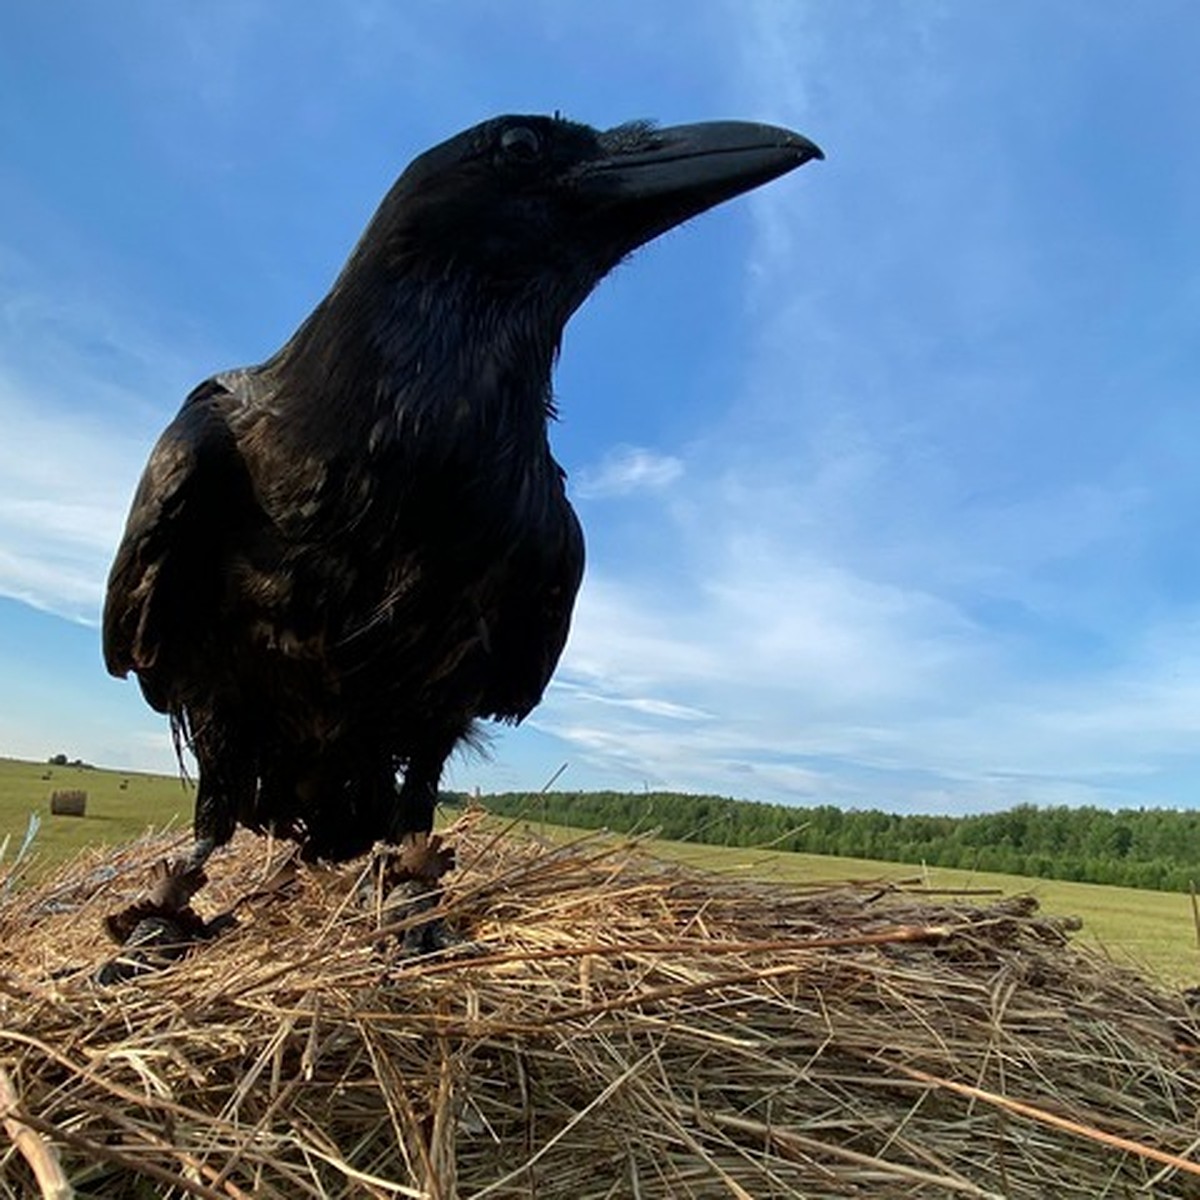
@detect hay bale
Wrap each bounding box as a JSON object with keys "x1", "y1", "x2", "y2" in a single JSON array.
[
  {"x1": 2, "y1": 820, "x2": 1200, "y2": 1198},
  {"x1": 47, "y1": 790, "x2": 86, "y2": 817}
]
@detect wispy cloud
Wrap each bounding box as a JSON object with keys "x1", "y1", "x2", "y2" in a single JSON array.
[
  {"x1": 574, "y1": 445, "x2": 684, "y2": 500},
  {"x1": 550, "y1": 680, "x2": 712, "y2": 723},
  {"x1": 0, "y1": 378, "x2": 145, "y2": 623},
  {"x1": 527, "y1": 548, "x2": 1200, "y2": 811},
  {"x1": 0, "y1": 258, "x2": 184, "y2": 623}
]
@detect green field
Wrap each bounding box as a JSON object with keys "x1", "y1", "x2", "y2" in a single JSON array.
[
  {"x1": 3, "y1": 756, "x2": 1197, "y2": 986},
  {"x1": 0, "y1": 755, "x2": 191, "y2": 866}
]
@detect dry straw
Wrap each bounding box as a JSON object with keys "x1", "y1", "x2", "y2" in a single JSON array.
[{"x1": 2, "y1": 811, "x2": 1200, "y2": 1198}]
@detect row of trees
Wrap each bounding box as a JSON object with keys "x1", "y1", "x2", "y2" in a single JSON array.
[{"x1": 468, "y1": 791, "x2": 1200, "y2": 893}]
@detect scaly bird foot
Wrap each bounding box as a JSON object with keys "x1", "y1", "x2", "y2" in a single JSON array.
[
  {"x1": 361, "y1": 832, "x2": 459, "y2": 957},
  {"x1": 96, "y1": 856, "x2": 225, "y2": 984}
]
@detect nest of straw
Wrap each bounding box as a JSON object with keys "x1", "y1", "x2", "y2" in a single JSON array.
[{"x1": 2, "y1": 812, "x2": 1200, "y2": 1199}]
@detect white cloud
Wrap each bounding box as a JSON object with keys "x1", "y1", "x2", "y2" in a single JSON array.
[
  {"x1": 574, "y1": 445, "x2": 684, "y2": 499},
  {"x1": 550, "y1": 680, "x2": 712, "y2": 723},
  {"x1": 528, "y1": 546, "x2": 1200, "y2": 811},
  {"x1": 0, "y1": 259, "x2": 186, "y2": 623},
  {"x1": 0, "y1": 372, "x2": 154, "y2": 623}
]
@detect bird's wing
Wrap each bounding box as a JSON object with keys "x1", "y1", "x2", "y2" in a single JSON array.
[
  {"x1": 481, "y1": 497, "x2": 585, "y2": 722},
  {"x1": 102, "y1": 378, "x2": 259, "y2": 711}
]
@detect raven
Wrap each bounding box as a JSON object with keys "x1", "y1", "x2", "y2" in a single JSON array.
[{"x1": 103, "y1": 114, "x2": 822, "y2": 902}]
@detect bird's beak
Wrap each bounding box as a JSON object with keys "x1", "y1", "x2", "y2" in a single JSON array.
[{"x1": 575, "y1": 120, "x2": 823, "y2": 243}]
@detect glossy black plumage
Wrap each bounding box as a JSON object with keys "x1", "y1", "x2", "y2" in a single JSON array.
[{"x1": 103, "y1": 114, "x2": 821, "y2": 863}]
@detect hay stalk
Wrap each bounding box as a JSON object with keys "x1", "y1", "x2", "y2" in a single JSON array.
[
  {"x1": 0, "y1": 1065, "x2": 72, "y2": 1200},
  {"x1": 2, "y1": 821, "x2": 1199, "y2": 1197}
]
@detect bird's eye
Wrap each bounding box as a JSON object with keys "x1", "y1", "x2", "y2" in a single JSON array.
[{"x1": 500, "y1": 125, "x2": 541, "y2": 162}]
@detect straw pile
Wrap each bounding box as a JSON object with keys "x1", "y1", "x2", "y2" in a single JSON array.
[{"x1": 2, "y1": 812, "x2": 1200, "y2": 1199}]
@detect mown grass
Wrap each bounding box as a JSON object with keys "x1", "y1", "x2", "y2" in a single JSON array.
[
  {"x1": 0, "y1": 755, "x2": 190, "y2": 866},
  {"x1": 3, "y1": 756, "x2": 1196, "y2": 985}
]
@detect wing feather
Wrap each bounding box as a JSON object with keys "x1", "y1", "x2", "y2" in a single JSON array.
[{"x1": 102, "y1": 380, "x2": 258, "y2": 710}]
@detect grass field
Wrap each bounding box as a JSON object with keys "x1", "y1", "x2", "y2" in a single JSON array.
[
  {"x1": 3, "y1": 755, "x2": 1197, "y2": 986},
  {"x1": 0, "y1": 755, "x2": 190, "y2": 865}
]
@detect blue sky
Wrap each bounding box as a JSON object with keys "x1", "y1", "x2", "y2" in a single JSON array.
[{"x1": 2, "y1": 2, "x2": 1199, "y2": 815}]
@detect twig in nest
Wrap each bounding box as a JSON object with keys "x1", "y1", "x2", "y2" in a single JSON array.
[{"x1": 0, "y1": 1064, "x2": 73, "y2": 1200}]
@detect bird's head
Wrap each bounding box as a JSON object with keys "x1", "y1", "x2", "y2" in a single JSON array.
[{"x1": 349, "y1": 113, "x2": 823, "y2": 324}]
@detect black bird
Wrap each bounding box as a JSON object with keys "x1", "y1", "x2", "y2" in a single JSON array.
[{"x1": 103, "y1": 114, "x2": 822, "y2": 904}]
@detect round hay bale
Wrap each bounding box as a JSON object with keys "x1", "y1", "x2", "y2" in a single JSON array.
[
  {"x1": 1, "y1": 820, "x2": 1199, "y2": 1198},
  {"x1": 47, "y1": 791, "x2": 87, "y2": 818}
]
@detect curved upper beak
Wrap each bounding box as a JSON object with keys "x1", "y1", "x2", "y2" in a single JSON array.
[
  {"x1": 570, "y1": 119, "x2": 822, "y2": 252},
  {"x1": 599, "y1": 121, "x2": 820, "y2": 194}
]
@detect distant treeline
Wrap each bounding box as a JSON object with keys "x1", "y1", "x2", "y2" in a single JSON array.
[{"x1": 468, "y1": 791, "x2": 1200, "y2": 893}]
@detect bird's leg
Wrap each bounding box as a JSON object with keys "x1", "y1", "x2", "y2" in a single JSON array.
[
  {"x1": 185, "y1": 835, "x2": 217, "y2": 874},
  {"x1": 371, "y1": 750, "x2": 458, "y2": 956}
]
